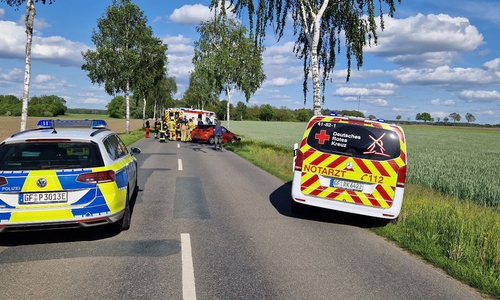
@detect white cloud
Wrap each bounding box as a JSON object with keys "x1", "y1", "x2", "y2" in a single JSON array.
[
  {"x1": 458, "y1": 90, "x2": 500, "y2": 102},
  {"x1": 483, "y1": 58, "x2": 500, "y2": 71},
  {"x1": 0, "y1": 8, "x2": 5, "y2": 18},
  {"x1": 392, "y1": 65, "x2": 500, "y2": 87},
  {"x1": 0, "y1": 68, "x2": 23, "y2": 82},
  {"x1": 32, "y1": 74, "x2": 54, "y2": 83},
  {"x1": 430, "y1": 98, "x2": 456, "y2": 106},
  {"x1": 262, "y1": 77, "x2": 298, "y2": 87},
  {"x1": 333, "y1": 87, "x2": 395, "y2": 97},
  {"x1": 0, "y1": 20, "x2": 89, "y2": 67},
  {"x1": 169, "y1": 4, "x2": 214, "y2": 25},
  {"x1": 169, "y1": 2, "x2": 236, "y2": 25},
  {"x1": 367, "y1": 13, "x2": 484, "y2": 68}
]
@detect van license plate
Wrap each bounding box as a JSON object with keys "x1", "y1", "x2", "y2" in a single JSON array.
[
  {"x1": 19, "y1": 192, "x2": 68, "y2": 204},
  {"x1": 330, "y1": 179, "x2": 363, "y2": 192}
]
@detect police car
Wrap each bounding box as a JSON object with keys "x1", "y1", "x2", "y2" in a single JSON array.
[
  {"x1": 291, "y1": 113, "x2": 407, "y2": 219},
  {"x1": 0, "y1": 119, "x2": 141, "y2": 232}
]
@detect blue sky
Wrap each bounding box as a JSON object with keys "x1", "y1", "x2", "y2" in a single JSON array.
[{"x1": 0, "y1": 1, "x2": 500, "y2": 124}]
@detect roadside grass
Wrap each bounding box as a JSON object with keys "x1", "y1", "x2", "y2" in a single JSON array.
[{"x1": 125, "y1": 123, "x2": 500, "y2": 298}]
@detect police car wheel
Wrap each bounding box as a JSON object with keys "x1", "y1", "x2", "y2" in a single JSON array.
[{"x1": 114, "y1": 188, "x2": 131, "y2": 231}]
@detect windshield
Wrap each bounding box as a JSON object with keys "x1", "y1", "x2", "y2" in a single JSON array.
[
  {"x1": 0, "y1": 142, "x2": 104, "y2": 170},
  {"x1": 306, "y1": 122, "x2": 401, "y2": 161}
]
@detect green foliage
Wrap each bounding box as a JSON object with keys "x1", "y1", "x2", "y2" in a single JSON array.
[
  {"x1": 81, "y1": 0, "x2": 167, "y2": 132},
  {"x1": 0, "y1": 0, "x2": 54, "y2": 6},
  {"x1": 297, "y1": 108, "x2": 312, "y2": 122},
  {"x1": 183, "y1": 70, "x2": 218, "y2": 109},
  {"x1": 66, "y1": 108, "x2": 108, "y2": 115},
  {"x1": 28, "y1": 95, "x2": 67, "y2": 116},
  {"x1": 259, "y1": 104, "x2": 275, "y2": 121},
  {"x1": 465, "y1": 112, "x2": 476, "y2": 123},
  {"x1": 107, "y1": 96, "x2": 125, "y2": 118},
  {"x1": 212, "y1": 0, "x2": 401, "y2": 112},
  {"x1": 192, "y1": 14, "x2": 266, "y2": 104}
]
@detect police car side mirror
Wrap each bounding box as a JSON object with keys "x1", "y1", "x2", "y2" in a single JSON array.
[{"x1": 130, "y1": 147, "x2": 141, "y2": 155}]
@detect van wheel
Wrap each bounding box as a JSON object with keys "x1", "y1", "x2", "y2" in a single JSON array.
[
  {"x1": 208, "y1": 136, "x2": 215, "y2": 145},
  {"x1": 291, "y1": 199, "x2": 305, "y2": 215}
]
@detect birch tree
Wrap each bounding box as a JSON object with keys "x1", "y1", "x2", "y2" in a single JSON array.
[
  {"x1": 193, "y1": 14, "x2": 265, "y2": 129},
  {"x1": 1, "y1": 0, "x2": 55, "y2": 130},
  {"x1": 211, "y1": 0, "x2": 401, "y2": 116},
  {"x1": 81, "y1": 0, "x2": 166, "y2": 134}
]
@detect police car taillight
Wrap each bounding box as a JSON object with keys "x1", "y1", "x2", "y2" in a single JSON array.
[
  {"x1": 397, "y1": 165, "x2": 407, "y2": 188},
  {"x1": 0, "y1": 176, "x2": 7, "y2": 186},
  {"x1": 76, "y1": 170, "x2": 115, "y2": 184}
]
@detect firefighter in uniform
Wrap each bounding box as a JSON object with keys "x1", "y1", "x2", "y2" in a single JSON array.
[
  {"x1": 187, "y1": 117, "x2": 195, "y2": 141},
  {"x1": 159, "y1": 117, "x2": 167, "y2": 143},
  {"x1": 168, "y1": 117, "x2": 175, "y2": 141},
  {"x1": 154, "y1": 118, "x2": 160, "y2": 139}
]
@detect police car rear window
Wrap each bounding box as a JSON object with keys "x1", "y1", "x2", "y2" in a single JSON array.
[
  {"x1": 0, "y1": 142, "x2": 104, "y2": 170},
  {"x1": 306, "y1": 122, "x2": 401, "y2": 161}
]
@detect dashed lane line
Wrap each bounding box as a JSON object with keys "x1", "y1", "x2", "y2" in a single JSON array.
[{"x1": 181, "y1": 233, "x2": 197, "y2": 300}]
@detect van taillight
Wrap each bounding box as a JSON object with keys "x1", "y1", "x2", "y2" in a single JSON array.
[
  {"x1": 397, "y1": 165, "x2": 407, "y2": 188},
  {"x1": 76, "y1": 170, "x2": 115, "y2": 184},
  {"x1": 294, "y1": 150, "x2": 304, "y2": 171}
]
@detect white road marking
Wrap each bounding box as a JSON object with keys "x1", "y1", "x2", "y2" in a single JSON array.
[
  {"x1": 181, "y1": 233, "x2": 197, "y2": 300},
  {"x1": 178, "y1": 159, "x2": 183, "y2": 171},
  {"x1": 177, "y1": 143, "x2": 180, "y2": 148}
]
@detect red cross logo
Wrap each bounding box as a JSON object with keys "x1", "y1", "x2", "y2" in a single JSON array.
[{"x1": 315, "y1": 130, "x2": 330, "y2": 145}]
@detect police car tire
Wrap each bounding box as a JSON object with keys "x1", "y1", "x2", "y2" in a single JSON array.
[{"x1": 114, "y1": 188, "x2": 131, "y2": 231}]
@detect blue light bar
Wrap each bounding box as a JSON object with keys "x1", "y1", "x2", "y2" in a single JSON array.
[
  {"x1": 329, "y1": 111, "x2": 338, "y2": 116},
  {"x1": 376, "y1": 118, "x2": 387, "y2": 123},
  {"x1": 36, "y1": 120, "x2": 53, "y2": 128},
  {"x1": 36, "y1": 119, "x2": 108, "y2": 129}
]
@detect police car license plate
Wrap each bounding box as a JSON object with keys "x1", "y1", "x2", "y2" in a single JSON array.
[
  {"x1": 330, "y1": 179, "x2": 363, "y2": 192},
  {"x1": 19, "y1": 192, "x2": 68, "y2": 204}
]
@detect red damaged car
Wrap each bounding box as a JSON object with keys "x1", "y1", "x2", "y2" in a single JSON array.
[{"x1": 191, "y1": 124, "x2": 240, "y2": 144}]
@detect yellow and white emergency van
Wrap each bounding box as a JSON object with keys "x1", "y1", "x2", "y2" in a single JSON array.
[{"x1": 291, "y1": 113, "x2": 407, "y2": 219}]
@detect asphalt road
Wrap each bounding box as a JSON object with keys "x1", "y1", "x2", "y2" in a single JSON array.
[{"x1": 0, "y1": 138, "x2": 486, "y2": 300}]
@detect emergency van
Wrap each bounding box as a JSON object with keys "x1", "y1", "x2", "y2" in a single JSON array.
[
  {"x1": 291, "y1": 113, "x2": 407, "y2": 219},
  {"x1": 165, "y1": 107, "x2": 217, "y2": 125}
]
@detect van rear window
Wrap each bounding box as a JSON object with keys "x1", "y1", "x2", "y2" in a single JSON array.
[{"x1": 306, "y1": 122, "x2": 401, "y2": 161}]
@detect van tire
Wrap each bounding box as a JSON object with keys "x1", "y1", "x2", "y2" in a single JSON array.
[{"x1": 291, "y1": 199, "x2": 305, "y2": 215}]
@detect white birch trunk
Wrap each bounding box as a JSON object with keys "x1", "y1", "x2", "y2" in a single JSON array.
[
  {"x1": 125, "y1": 79, "x2": 130, "y2": 134},
  {"x1": 225, "y1": 82, "x2": 233, "y2": 129},
  {"x1": 299, "y1": 0, "x2": 329, "y2": 116},
  {"x1": 142, "y1": 97, "x2": 146, "y2": 128},
  {"x1": 20, "y1": 0, "x2": 35, "y2": 131}
]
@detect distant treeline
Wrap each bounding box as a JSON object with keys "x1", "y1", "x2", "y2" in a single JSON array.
[
  {"x1": 0, "y1": 94, "x2": 67, "y2": 117},
  {"x1": 66, "y1": 108, "x2": 108, "y2": 115}
]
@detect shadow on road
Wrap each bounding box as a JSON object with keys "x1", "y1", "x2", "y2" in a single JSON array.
[
  {"x1": 269, "y1": 181, "x2": 392, "y2": 229},
  {"x1": 0, "y1": 188, "x2": 142, "y2": 247}
]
